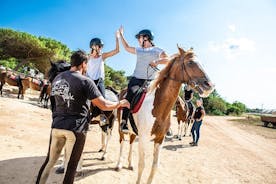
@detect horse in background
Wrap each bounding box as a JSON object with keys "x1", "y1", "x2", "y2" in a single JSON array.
[
  {"x1": 0, "y1": 70, "x2": 29, "y2": 99},
  {"x1": 175, "y1": 96, "x2": 194, "y2": 140},
  {"x1": 38, "y1": 82, "x2": 51, "y2": 108},
  {"x1": 115, "y1": 46, "x2": 214, "y2": 184}
]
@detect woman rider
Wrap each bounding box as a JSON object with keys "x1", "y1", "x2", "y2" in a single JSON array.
[
  {"x1": 118, "y1": 26, "x2": 170, "y2": 133},
  {"x1": 87, "y1": 32, "x2": 119, "y2": 119}
]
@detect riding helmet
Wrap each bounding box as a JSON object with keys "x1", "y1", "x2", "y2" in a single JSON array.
[
  {"x1": 90, "y1": 38, "x2": 104, "y2": 48},
  {"x1": 135, "y1": 29, "x2": 154, "y2": 40}
]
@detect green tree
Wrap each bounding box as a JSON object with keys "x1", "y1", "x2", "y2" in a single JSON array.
[
  {"x1": 0, "y1": 28, "x2": 70, "y2": 73},
  {"x1": 104, "y1": 65, "x2": 127, "y2": 90}
]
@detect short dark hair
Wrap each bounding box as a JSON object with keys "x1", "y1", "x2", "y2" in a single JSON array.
[{"x1": 70, "y1": 50, "x2": 88, "y2": 67}]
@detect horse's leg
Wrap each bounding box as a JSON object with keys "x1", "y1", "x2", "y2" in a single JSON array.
[
  {"x1": 101, "y1": 128, "x2": 112, "y2": 161},
  {"x1": 115, "y1": 134, "x2": 124, "y2": 171},
  {"x1": 128, "y1": 134, "x2": 136, "y2": 170},
  {"x1": 177, "y1": 120, "x2": 181, "y2": 139},
  {"x1": 180, "y1": 121, "x2": 185, "y2": 139},
  {"x1": 183, "y1": 120, "x2": 187, "y2": 137},
  {"x1": 99, "y1": 131, "x2": 107, "y2": 152},
  {"x1": 136, "y1": 138, "x2": 146, "y2": 184},
  {"x1": 0, "y1": 83, "x2": 3, "y2": 96},
  {"x1": 17, "y1": 86, "x2": 21, "y2": 99},
  {"x1": 146, "y1": 142, "x2": 162, "y2": 184}
]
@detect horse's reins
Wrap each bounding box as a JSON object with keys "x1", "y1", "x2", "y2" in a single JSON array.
[{"x1": 148, "y1": 56, "x2": 192, "y2": 85}]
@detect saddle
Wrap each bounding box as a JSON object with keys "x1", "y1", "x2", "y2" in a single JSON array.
[
  {"x1": 9, "y1": 75, "x2": 16, "y2": 80},
  {"x1": 32, "y1": 78, "x2": 43, "y2": 86},
  {"x1": 131, "y1": 87, "x2": 147, "y2": 113}
]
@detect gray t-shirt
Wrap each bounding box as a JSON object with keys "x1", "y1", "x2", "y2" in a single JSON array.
[
  {"x1": 133, "y1": 47, "x2": 164, "y2": 80},
  {"x1": 51, "y1": 70, "x2": 101, "y2": 133}
]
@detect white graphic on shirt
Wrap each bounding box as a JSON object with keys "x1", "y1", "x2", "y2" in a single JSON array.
[{"x1": 51, "y1": 79, "x2": 74, "y2": 107}]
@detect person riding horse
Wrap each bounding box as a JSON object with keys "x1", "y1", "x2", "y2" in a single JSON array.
[
  {"x1": 87, "y1": 33, "x2": 119, "y2": 123},
  {"x1": 184, "y1": 84, "x2": 195, "y2": 122},
  {"x1": 118, "y1": 27, "x2": 170, "y2": 133}
]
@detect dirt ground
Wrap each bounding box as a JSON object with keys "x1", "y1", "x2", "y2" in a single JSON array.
[{"x1": 0, "y1": 89, "x2": 276, "y2": 184}]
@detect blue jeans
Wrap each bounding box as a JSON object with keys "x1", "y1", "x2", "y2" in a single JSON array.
[{"x1": 191, "y1": 120, "x2": 202, "y2": 144}]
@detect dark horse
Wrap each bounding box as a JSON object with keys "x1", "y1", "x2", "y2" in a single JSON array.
[
  {"x1": 0, "y1": 70, "x2": 30, "y2": 99},
  {"x1": 47, "y1": 60, "x2": 119, "y2": 161}
]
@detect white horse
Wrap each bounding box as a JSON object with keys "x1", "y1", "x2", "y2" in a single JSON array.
[{"x1": 116, "y1": 46, "x2": 214, "y2": 184}]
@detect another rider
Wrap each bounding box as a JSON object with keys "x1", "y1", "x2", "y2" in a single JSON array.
[{"x1": 87, "y1": 32, "x2": 119, "y2": 122}]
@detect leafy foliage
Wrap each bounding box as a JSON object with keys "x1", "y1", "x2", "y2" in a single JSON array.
[
  {"x1": 105, "y1": 65, "x2": 127, "y2": 90},
  {"x1": 179, "y1": 87, "x2": 247, "y2": 116},
  {"x1": 0, "y1": 28, "x2": 71, "y2": 73}
]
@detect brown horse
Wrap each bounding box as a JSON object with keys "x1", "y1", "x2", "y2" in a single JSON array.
[
  {"x1": 28, "y1": 77, "x2": 43, "y2": 92},
  {"x1": 0, "y1": 71, "x2": 29, "y2": 99},
  {"x1": 115, "y1": 46, "x2": 214, "y2": 184},
  {"x1": 175, "y1": 96, "x2": 194, "y2": 139}
]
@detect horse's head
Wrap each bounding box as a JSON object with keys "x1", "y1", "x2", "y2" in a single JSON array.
[
  {"x1": 171, "y1": 46, "x2": 214, "y2": 98},
  {"x1": 47, "y1": 60, "x2": 71, "y2": 83}
]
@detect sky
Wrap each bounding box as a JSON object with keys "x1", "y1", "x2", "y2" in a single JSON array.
[{"x1": 1, "y1": 0, "x2": 276, "y2": 109}]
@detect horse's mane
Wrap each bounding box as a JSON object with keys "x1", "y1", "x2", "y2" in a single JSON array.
[
  {"x1": 176, "y1": 96, "x2": 185, "y2": 108},
  {"x1": 149, "y1": 55, "x2": 178, "y2": 92}
]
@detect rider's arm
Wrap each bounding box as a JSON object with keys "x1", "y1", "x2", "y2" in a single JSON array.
[
  {"x1": 102, "y1": 31, "x2": 120, "y2": 61},
  {"x1": 119, "y1": 26, "x2": 136, "y2": 54},
  {"x1": 92, "y1": 96, "x2": 130, "y2": 111},
  {"x1": 149, "y1": 51, "x2": 170, "y2": 67}
]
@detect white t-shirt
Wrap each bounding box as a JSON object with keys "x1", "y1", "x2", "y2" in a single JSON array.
[
  {"x1": 133, "y1": 47, "x2": 164, "y2": 80},
  {"x1": 86, "y1": 55, "x2": 105, "y2": 80}
]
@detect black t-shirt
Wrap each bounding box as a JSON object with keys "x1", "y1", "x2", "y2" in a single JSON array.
[
  {"x1": 51, "y1": 70, "x2": 101, "y2": 133},
  {"x1": 184, "y1": 89, "x2": 194, "y2": 101},
  {"x1": 194, "y1": 106, "x2": 204, "y2": 119}
]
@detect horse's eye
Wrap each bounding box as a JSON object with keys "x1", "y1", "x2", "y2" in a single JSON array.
[{"x1": 188, "y1": 61, "x2": 194, "y2": 65}]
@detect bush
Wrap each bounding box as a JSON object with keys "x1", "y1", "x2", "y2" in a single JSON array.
[{"x1": 227, "y1": 105, "x2": 242, "y2": 115}]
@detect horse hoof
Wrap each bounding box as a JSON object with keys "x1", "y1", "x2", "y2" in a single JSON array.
[
  {"x1": 128, "y1": 166, "x2": 134, "y2": 171},
  {"x1": 115, "y1": 167, "x2": 121, "y2": 172},
  {"x1": 55, "y1": 167, "x2": 65, "y2": 174},
  {"x1": 98, "y1": 149, "x2": 103, "y2": 152},
  {"x1": 100, "y1": 156, "x2": 105, "y2": 161},
  {"x1": 183, "y1": 135, "x2": 186, "y2": 137},
  {"x1": 178, "y1": 138, "x2": 182, "y2": 141}
]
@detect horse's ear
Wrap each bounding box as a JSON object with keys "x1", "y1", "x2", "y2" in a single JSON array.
[{"x1": 177, "y1": 44, "x2": 185, "y2": 55}]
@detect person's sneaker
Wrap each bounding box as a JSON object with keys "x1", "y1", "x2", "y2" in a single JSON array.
[
  {"x1": 193, "y1": 142, "x2": 198, "y2": 146},
  {"x1": 165, "y1": 128, "x2": 173, "y2": 139},
  {"x1": 120, "y1": 120, "x2": 129, "y2": 133},
  {"x1": 55, "y1": 166, "x2": 65, "y2": 174}
]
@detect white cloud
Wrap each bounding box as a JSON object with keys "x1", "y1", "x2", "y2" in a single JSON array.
[
  {"x1": 208, "y1": 37, "x2": 256, "y2": 59},
  {"x1": 228, "y1": 24, "x2": 236, "y2": 32}
]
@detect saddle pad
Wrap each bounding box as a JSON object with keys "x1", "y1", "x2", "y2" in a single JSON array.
[
  {"x1": 9, "y1": 75, "x2": 16, "y2": 80},
  {"x1": 131, "y1": 90, "x2": 147, "y2": 113},
  {"x1": 32, "y1": 78, "x2": 42, "y2": 86}
]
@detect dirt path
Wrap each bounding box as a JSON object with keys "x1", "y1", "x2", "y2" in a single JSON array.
[{"x1": 0, "y1": 96, "x2": 275, "y2": 184}]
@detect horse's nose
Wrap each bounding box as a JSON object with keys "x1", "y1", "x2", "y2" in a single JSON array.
[{"x1": 204, "y1": 80, "x2": 213, "y2": 87}]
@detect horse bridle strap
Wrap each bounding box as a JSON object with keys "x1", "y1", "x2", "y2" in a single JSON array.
[{"x1": 165, "y1": 57, "x2": 187, "y2": 84}]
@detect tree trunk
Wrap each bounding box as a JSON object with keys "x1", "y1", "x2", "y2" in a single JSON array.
[{"x1": 14, "y1": 59, "x2": 29, "y2": 71}]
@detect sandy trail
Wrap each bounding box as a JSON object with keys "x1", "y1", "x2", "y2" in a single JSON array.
[{"x1": 0, "y1": 94, "x2": 275, "y2": 184}]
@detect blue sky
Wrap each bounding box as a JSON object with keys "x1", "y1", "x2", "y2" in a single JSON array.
[{"x1": 1, "y1": 0, "x2": 276, "y2": 109}]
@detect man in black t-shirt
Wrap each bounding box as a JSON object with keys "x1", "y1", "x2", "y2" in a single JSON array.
[{"x1": 36, "y1": 50, "x2": 129, "y2": 184}]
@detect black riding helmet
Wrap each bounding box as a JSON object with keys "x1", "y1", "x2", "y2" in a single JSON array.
[
  {"x1": 135, "y1": 29, "x2": 154, "y2": 41},
  {"x1": 90, "y1": 38, "x2": 104, "y2": 48}
]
